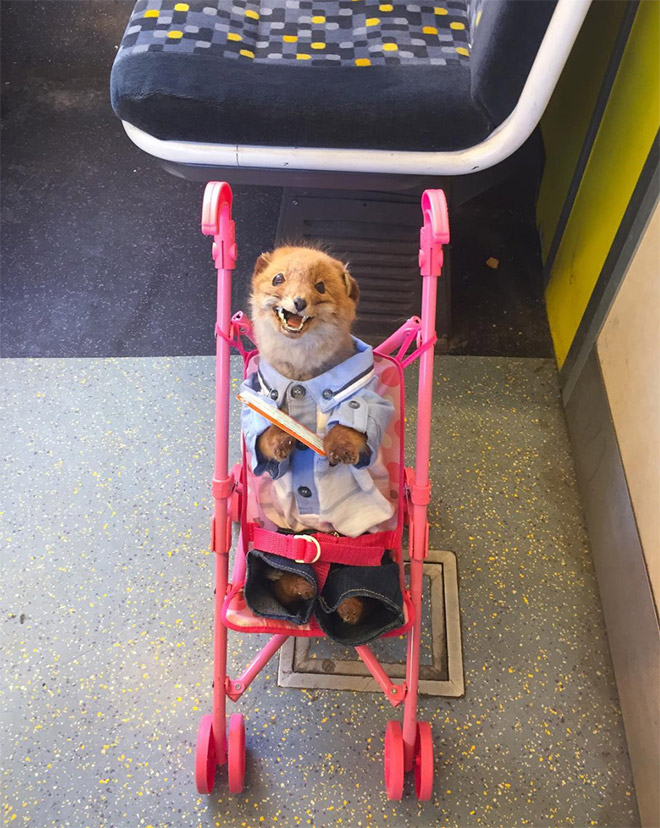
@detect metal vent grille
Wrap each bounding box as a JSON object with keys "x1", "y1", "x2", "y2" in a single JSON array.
[{"x1": 277, "y1": 190, "x2": 428, "y2": 345}]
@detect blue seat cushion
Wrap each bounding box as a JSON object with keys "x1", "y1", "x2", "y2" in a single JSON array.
[{"x1": 110, "y1": 0, "x2": 554, "y2": 152}]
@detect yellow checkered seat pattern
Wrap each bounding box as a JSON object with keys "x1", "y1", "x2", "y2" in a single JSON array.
[{"x1": 111, "y1": 1, "x2": 556, "y2": 152}]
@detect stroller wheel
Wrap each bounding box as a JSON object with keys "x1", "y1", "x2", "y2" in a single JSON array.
[
  {"x1": 384, "y1": 720, "x2": 404, "y2": 800},
  {"x1": 227, "y1": 713, "x2": 246, "y2": 794},
  {"x1": 195, "y1": 714, "x2": 217, "y2": 794},
  {"x1": 414, "y1": 721, "x2": 434, "y2": 801}
]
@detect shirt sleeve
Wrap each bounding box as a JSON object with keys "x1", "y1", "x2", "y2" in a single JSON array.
[
  {"x1": 326, "y1": 381, "x2": 394, "y2": 469},
  {"x1": 240, "y1": 373, "x2": 291, "y2": 480}
]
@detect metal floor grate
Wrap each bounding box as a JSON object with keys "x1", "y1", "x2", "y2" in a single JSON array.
[{"x1": 278, "y1": 549, "x2": 464, "y2": 697}]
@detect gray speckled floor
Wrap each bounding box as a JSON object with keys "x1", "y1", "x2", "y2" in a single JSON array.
[{"x1": 1, "y1": 356, "x2": 639, "y2": 827}]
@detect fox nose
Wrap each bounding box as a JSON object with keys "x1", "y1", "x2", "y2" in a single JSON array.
[{"x1": 293, "y1": 297, "x2": 307, "y2": 313}]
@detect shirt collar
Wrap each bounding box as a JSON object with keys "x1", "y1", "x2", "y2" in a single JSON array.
[{"x1": 256, "y1": 337, "x2": 375, "y2": 412}]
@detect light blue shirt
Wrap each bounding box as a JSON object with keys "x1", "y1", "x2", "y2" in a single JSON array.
[{"x1": 240, "y1": 338, "x2": 396, "y2": 536}]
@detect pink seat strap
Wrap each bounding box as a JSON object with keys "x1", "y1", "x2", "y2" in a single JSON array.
[
  {"x1": 248, "y1": 524, "x2": 393, "y2": 568},
  {"x1": 248, "y1": 524, "x2": 395, "y2": 591}
]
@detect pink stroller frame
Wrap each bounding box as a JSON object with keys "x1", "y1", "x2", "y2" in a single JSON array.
[{"x1": 196, "y1": 181, "x2": 450, "y2": 801}]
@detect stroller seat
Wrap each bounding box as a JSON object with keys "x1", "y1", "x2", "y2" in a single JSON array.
[{"x1": 223, "y1": 349, "x2": 413, "y2": 637}]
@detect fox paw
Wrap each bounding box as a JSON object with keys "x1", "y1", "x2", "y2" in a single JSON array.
[
  {"x1": 271, "y1": 572, "x2": 316, "y2": 606},
  {"x1": 336, "y1": 596, "x2": 375, "y2": 625},
  {"x1": 324, "y1": 425, "x2": 369, "y2": 466},
  {"x1": 257, "y1": 425, "x2": 295, "y2": 462}
]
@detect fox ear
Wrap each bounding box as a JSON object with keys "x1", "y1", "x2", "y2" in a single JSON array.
[
  {"x1": 343, "y1": 269, "x2": 360, "y2": 303},
  {"x1": 254, "y1": 252, "x2": 272, "y2": 275}
]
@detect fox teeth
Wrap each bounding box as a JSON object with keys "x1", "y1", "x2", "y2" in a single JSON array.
[{"x1": 276, "y1": 307, "x2": 309, "y2": 332}]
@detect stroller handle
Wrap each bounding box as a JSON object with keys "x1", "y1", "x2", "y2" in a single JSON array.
[
  {"x1": 202, "y1": 181, "x2": 237, "y2": 270},
  {"x1": 419, "y1": 189, "x2": 450, "y2": 278}
]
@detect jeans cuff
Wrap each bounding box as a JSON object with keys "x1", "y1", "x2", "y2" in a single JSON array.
[
  {"x1": 316, "y1": 562, "x2": 405, "y2": 646},
  {"x1": 244, "y1": 549, "x2": 318, "y2": 625}
]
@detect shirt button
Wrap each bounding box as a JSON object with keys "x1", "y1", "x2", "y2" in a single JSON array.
[
  {"x1": 348, "y1": 400, "x2": 360, "y2": 409},
  {"x1": 270, "y1": 390, "x2": 278, "y2": 401},
  {"x1": 297, "y1": 486, "x2": 312, "y2": 498},
  {"x1": 291, "y1": 385, "x2": 306, "y2": 399},
  {"x1": 322, "y1": 389, "x2": 334, "y2": 400}
]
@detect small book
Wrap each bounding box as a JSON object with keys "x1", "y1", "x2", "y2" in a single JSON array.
[{"x1": 237, "y1": 387, "x2": 326, "y2": 457}]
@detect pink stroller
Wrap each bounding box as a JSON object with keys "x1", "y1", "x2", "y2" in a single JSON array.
[{"x1": 195, "y1": 181, "x2": 449, "y2": 801}]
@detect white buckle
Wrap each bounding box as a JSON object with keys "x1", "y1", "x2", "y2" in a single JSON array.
[{"x1": 294, "y1": 534, "x2": 321, "y2": 564}]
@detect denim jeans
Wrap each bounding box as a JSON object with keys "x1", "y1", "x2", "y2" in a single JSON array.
[
  {"x1": 244, "y1": 549, "x2": 317, "y2": 625},
  {"x1": 315, "y1": 562, "x2": 405, "y2": 646},
  {"x1": 244, "y1": 542, "x2": 405, "y2": 645}
]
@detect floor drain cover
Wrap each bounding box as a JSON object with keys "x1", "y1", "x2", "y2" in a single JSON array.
[{"x1": 278, "y1": 549, "x2": 463, "y2": 697}]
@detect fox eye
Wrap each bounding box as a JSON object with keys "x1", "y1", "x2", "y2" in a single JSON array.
[
  {"x1": 315, "y1": 281, "x2": 326, "y2": 294},
  {"x1": 272, "y1": 273, "x2": 285, "y2": 286}
]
